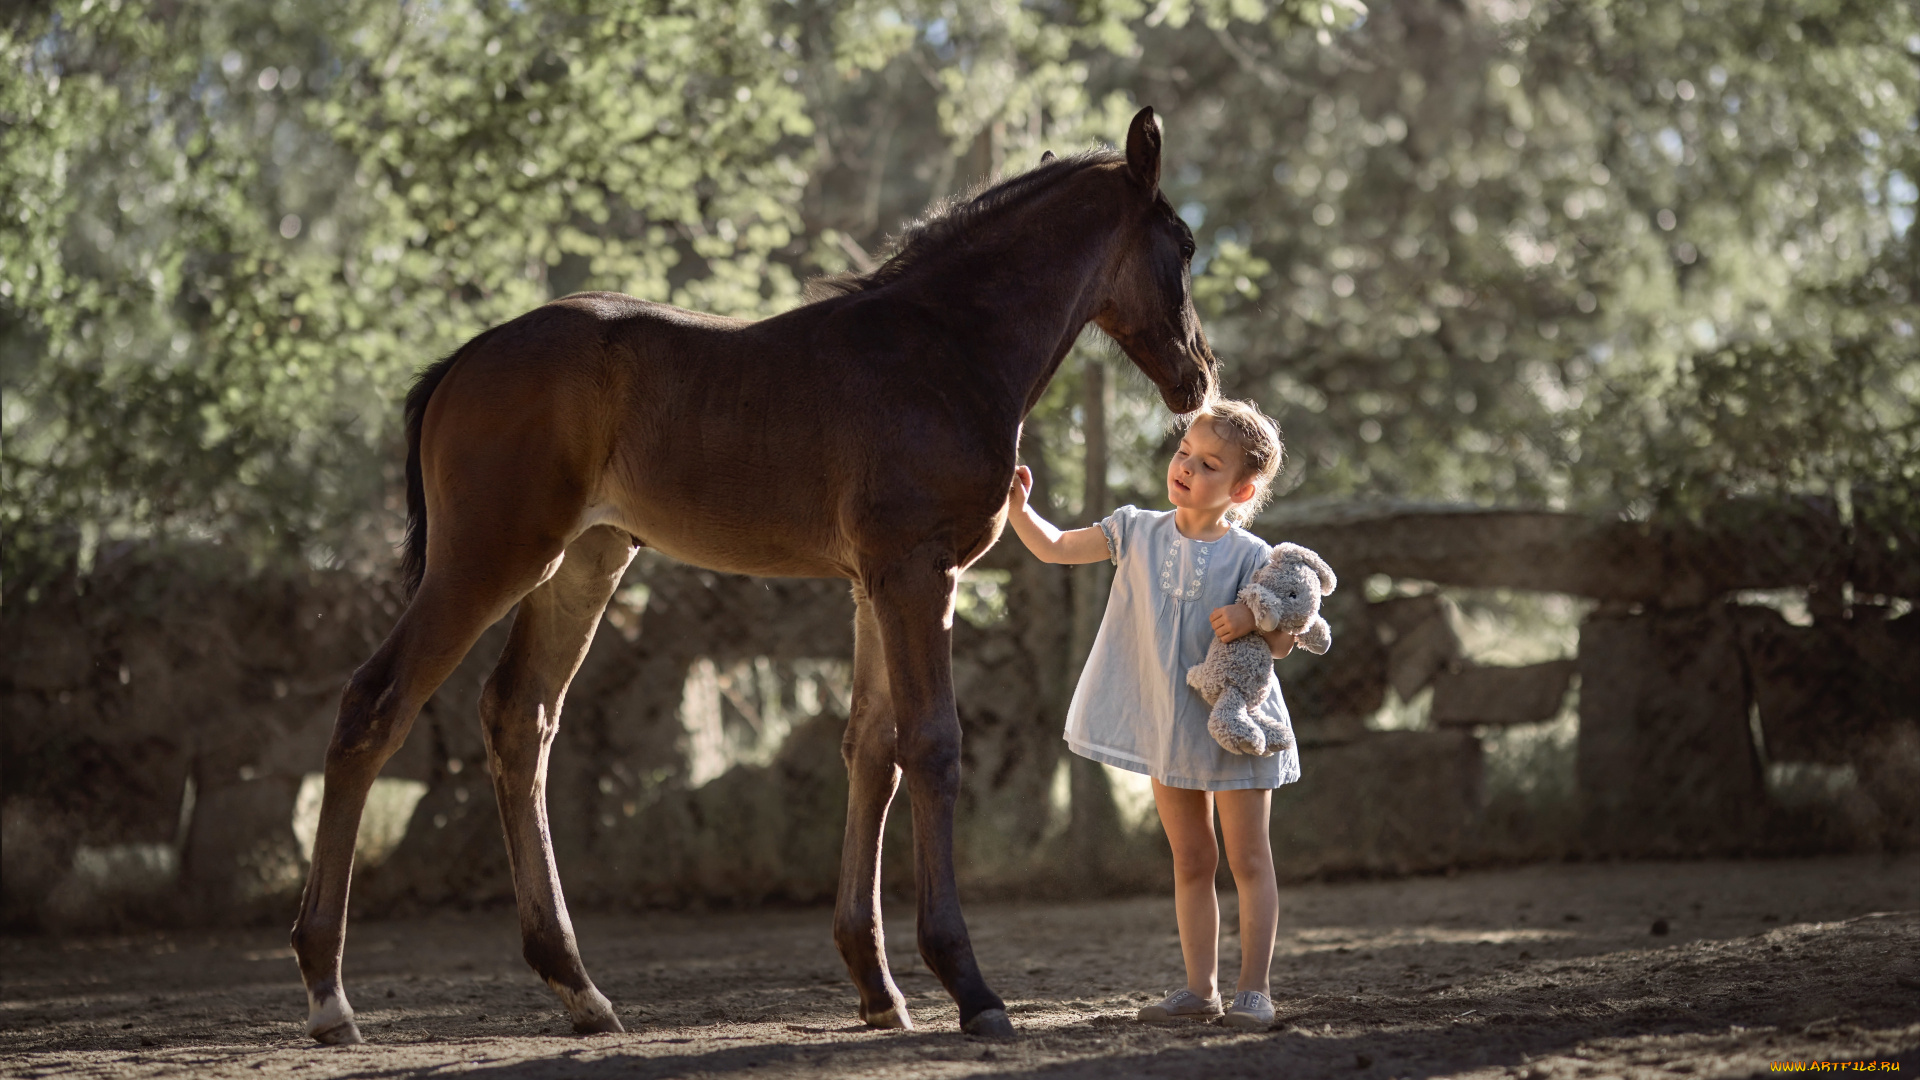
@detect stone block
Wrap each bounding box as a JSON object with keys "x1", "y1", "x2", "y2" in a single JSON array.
[
  {"x1": 179, "y1": 773, "x2": 306, "y2": 914},
  {"x1": 1431, "y1": 660, "x2": 1575, "y2": 727},
  {"x1": 1376, "y1": 594, "x2": 1463, "y2": 701},
  {"x1": 1257, "y1": 496, "x2": 1878, "y2": 605},
  {"x1": 1271, "y1": 730, "x2": 1483, "y2": 877},
  {"x1": 1733, "y1": 606, "x2": 1920, "y2": 766},
  {"x1": 1852, "y1": 484, "x2": 1920, "y2": 599},
  {"x1": 1576, "y1": 605, "x2": 1765, "y2": 854},
  {"x1": 0, "y1": 624, "x2": 96, "y2": 691},
  {"x1": 1260, "y1": 505, "x2": 1670, "y2": 599},
  {"x1": 1273, "y1": 589, "x2": 1386, "y2": 744}
]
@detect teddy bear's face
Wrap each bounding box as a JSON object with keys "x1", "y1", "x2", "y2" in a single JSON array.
[{"x1": 1252, "y1": 558, "x2": 1322, "y2": 624}]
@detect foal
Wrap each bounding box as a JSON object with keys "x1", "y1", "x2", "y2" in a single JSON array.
[{"x1": 290, "y1": 106, "x2": 1217, "y2": 1044}]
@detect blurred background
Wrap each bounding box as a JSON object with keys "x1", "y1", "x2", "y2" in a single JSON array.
[{"x1": 2, "y1": 0, "x2": 1915, "y2": 933}]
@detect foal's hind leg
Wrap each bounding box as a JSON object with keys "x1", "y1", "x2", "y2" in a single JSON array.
[
  {"x1": 478, "y1": 525, "x2": 638, "y2": 1034},
  {"x1": 833, "y1": 590, "x2": 913, "y2": 1029},
  {"x1": 292, "y1": 564, "x2": 545, "y2": 1044}
]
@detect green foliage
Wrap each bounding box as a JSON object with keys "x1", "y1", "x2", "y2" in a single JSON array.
[
  {"x1": 1101, "y1": 0, "x2": 1919, "y2": 522},
  {"x1": 3, "y1": 0, "x2": 826, "y2": 578},
  {"x1": 3, "y1": 0, "x2": 1914, "y2": 589}
]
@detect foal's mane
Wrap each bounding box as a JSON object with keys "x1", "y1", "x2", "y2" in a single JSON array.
[{"x1": 808, "y1": 147, "x2": 1125, "y2": 299}]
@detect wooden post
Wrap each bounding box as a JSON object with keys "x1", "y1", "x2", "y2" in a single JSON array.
[{"x1": 1067, "y1": 356, "x2": 1124, "y2": 884}]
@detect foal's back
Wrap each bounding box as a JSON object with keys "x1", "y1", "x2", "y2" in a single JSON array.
[{"x1": 419, "y1": 290, "x2": 1012, "y2": 579}]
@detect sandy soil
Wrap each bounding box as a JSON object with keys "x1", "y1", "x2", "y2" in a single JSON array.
[{"x1": 3, "y1": 855, "x2": 1916, "y2": 1079}]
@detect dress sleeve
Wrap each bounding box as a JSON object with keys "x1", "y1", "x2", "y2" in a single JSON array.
[
  {"x1": 1096, "y1": 505, "x2": 1141, "y2": 566},
  {"x1": 1239, "y1": 533, "x2": 1276, "y2": 588}
]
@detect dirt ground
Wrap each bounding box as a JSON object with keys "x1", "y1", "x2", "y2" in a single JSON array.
[{"x1": 3, "y1": 855, "x2": 1916, "y2": 1079}]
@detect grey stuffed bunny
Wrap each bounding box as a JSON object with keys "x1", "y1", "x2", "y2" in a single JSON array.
[{"x1": 1185, "y1": 542, "x2": 1338, "y2": 756}]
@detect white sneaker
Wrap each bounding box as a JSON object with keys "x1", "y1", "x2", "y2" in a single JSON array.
[
  {"x1": 1221, "y1": 990, "x2": 1275, "y2": 1030},
  {"x1": 1136, "y1": 988, "x2": 1223, "y2": 1022}
]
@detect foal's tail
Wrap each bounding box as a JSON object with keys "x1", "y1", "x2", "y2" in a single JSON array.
[{"x1": 399, "y1": 336, "x2": 487, "y2": 599}]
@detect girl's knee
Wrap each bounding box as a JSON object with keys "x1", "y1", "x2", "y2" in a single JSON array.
[
  {"x1": 1222, "y1": 838, "x2": 1275, "y2": 885},
  {"x1": 1226, "y1": 862, "x2": 1276, "y2": 900},
  {"x1": 1214, "y1": 791, "x2": 1273, "y2": 867},
  {"x1": 1173, "y1": 858, "x2": 1218, "y2": 887},
  {"x1": 1168, "y1": 841, "x2": 1219, "y2": 884}
]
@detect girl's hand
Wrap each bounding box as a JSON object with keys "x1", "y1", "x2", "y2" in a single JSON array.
[
  {"x1": 1210, "y1": 602, "x2": 1256, "y2": 642},
  {"x1": 1009, "y1": 465, "x2": 1033, "y2": 512},
  {"x1": 1003, "y1": 467, "x2": 1109, "y2": 564}
]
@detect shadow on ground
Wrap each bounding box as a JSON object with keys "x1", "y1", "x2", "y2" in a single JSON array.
[{"x1": 3, "y1": 856, "x2": 1916, "y2": 1079}]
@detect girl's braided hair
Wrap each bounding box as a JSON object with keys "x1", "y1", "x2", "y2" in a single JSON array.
[{"x1": 1181, "y1": 398, "x2": 1284, "y2": 527}]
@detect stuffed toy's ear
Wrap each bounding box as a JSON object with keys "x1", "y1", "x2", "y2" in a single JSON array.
[
  {"x1": 1276, "y1": 542, "x2": 1337, "y2": 596},
  {"x1": 1308, "y1": 548, "x2": 1337, "y2": 595}
]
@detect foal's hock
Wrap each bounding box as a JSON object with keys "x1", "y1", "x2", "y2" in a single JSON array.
[{"x1": 289, "y1": 106, "x2": 1217, "y2": 1045}]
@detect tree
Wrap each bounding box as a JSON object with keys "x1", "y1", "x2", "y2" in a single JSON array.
[
  {"x1": 2, "y1": 0, "x2": 1356, "y2": 588},
  {"x1": 3, "y1": 0, "x2": 831, "y2": 581},
  {"x1": 7, "y1": 0, "x2": 1910, "y2": 595},
  {"x1": 1087, "y1": 0, "x2": 1918, "y2": 531}
]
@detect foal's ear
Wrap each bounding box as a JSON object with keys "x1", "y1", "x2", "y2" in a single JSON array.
[
  {"x1": 1040, "y1": 149, "x2": 1056, "y2": 164},
  {"x1": 1125, "y1": 106, "x2": 1162, "y2": 192}
]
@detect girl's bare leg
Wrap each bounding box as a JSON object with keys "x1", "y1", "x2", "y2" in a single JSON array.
[
  {"x1": 1216, "y1": 788, "x2": 1278, "y2": 995},
  {"x1": 1151, "y1": 779, "x2": 1220, "y2": 997}
]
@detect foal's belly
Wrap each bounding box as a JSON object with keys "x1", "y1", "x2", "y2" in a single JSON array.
[
  {"x1": 639, "y1": 527, "x2": 853, "y2": 581},
  {"x1": 597, "y1": 496, "x2": 855, "y2": 581}
]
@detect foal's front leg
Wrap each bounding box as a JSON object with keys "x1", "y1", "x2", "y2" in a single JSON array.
[{"x1": 869, "y1": 554, "x2": 1013, "y2": 1036}]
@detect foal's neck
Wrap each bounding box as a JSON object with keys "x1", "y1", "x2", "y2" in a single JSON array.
[{"x1": 895, "y1": 179, "x2": 1124, "y2": 420}]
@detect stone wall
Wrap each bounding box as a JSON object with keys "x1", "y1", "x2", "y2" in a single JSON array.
[
  {"x1": 4, "y1": 495, "x2": 1915, "y2": 930},
  {"x1": 1, "y1": 544, "x2": 1172, "y2": 931},
  {"x1": 1268, "y1": 495, "x2": 1920, "y2": 864}
]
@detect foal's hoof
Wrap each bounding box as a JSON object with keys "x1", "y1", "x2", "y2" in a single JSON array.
[
  {"x1": 308, "y1": 997, "x2": 363, "y2": 1045},
  {"x1": 962, "y1": 1008, "x2": 1014, "y2": 1038},
  {"x1": 572, "y1": 1013, "x2": 626, "y2": 1035},
  {"x1": 310, "y1": 1019, "x2": 364, "y2": 1046},
  {"x1": 862, "y1": 1004, "x2": 913, "y2": 1030},
  {"x1": 559, "y1": 985, "x2": 625, "y2": 1034}
]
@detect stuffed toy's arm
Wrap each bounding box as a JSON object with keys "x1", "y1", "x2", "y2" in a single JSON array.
[{"x1": 1296, "y1": 616, "x2": 1333, "y2": 655}]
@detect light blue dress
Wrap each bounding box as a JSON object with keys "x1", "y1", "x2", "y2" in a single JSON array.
[{"x1": 1064, "y1": 505, "x2": 1302, "y2": 791}]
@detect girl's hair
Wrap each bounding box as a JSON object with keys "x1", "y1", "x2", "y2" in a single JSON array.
[{"x1": 1182, "y1": 398, "x2": 1284, "y2": 526}]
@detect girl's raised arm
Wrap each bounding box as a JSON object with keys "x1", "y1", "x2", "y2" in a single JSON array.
[{"x1": 1005, "y1": 466, "x2": 1113, "y2": 565}]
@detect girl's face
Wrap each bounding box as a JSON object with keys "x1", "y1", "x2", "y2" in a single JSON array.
[{"x1": 1167, "y1": 418, "x2": 1255, "y2": 517}]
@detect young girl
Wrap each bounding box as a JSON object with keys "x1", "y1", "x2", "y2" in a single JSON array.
[{"x1": 1005, "y1": 398, "x2": 1296, "y2": 1031}]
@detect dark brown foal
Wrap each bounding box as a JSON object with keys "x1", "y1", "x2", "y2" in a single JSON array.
[{"x1": 290, "y1": 106, "x2": 1216, "y2": 1044}]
